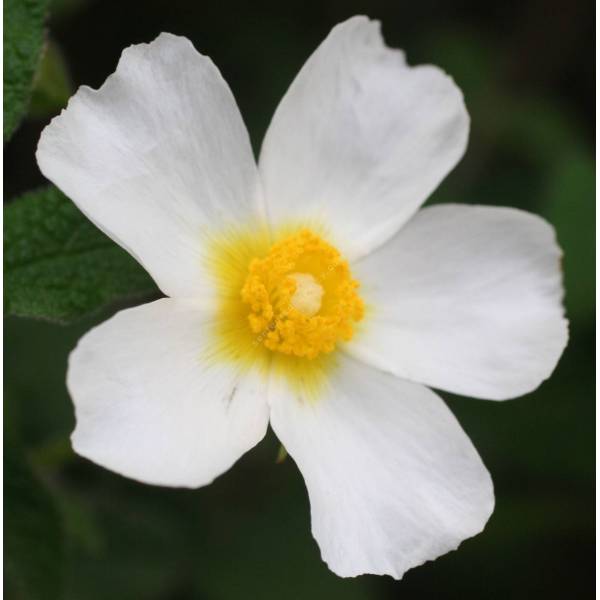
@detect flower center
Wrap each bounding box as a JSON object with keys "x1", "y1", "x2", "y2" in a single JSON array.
[{"x1": 241, "y1": 229, "x2": 364, "y2": 359}]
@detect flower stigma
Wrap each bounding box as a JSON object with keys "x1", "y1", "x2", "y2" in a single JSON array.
[
  {"x1": 241, "y1": 229, "x2": 364, "y2": 359},
  {"x1": 289, "y1": 273, "x2": 324, "y2": 317}
]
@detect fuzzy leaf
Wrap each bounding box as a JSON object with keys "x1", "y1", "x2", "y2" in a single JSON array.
[
  {"x1": 4, "y1": 186, "x2": 159, "y2": 323},
  {"x1": 4, "y1": 0, "x2": 50, "y2": 141}
]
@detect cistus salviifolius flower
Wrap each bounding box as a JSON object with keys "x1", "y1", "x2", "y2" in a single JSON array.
[{"x1": 36, "y1": 16, "x2": 568, "y2": 579}]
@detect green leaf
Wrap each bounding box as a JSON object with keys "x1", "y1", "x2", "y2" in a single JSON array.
[
  {"x1": 4, "y1": 186, "x2": 159, "y2": 323},
  {"x1": 4, "y1": 441, "x2": 64, "y2": 600},
  {"x1": 29, "y1": 38, "x2": 72, "y2": 119},
  {"x1": 4, "y1": 0, "x2": 50, "y2": 142}
]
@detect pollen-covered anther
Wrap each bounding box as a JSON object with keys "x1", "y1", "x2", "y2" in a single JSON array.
[{"x1": 240, "y1": 229, "x2": 364, "y2": 359}]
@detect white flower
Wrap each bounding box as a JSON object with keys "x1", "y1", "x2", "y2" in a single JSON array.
[{"x1": 36, "y1": 16, "x2": 568, "y2": 579}]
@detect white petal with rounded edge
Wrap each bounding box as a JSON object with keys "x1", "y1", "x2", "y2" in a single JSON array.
[
  {"x1": 37, "y1": 33, "x2": 261, "y2": 300},
  {"x1": 68, "y1": 298, "x2": 269, "y2": 487},
  {"x1": 259, "y1": 16, "x2": 468, "y2": 260},
  {"x1": 269, "y1": 354, "x2": 493, "y2": 579},
  {"x1": 347, "y1": 204, "x2": 568, "y2": 400}
]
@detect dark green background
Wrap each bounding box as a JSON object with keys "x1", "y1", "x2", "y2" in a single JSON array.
[{"x1": 4, "y1": 0, "x2": 595, "y2": 598}]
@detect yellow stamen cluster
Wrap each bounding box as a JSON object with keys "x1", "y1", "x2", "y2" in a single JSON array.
[{"x1": 241, "y1": 229, "x2": 364, "y2": 359}]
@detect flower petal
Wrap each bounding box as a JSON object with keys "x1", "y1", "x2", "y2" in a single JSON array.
[
  {"x1": 269, "y1": 354, "x2": 493, "y2": 579},
  {"x1": 37, "y1": 33, "x2": 261, "y2": 299},
  {"x1": 347, "y1": 204, "x2": 568, "y2": 400},
  {"x1": 258, "y1": 16, "x2": 468, "y2": 260},
  {"x1": 69, "y1": 298, "x2": 269, "y2": 487}
]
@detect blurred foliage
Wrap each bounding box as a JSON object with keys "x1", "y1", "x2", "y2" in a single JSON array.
[
  {"x1": 4, "y1": 440, "x2": 64, "y2": 600},
  {"x1": 29, "y1": 39, "x2": 72, "y2": 118},
  {"x1": 3, "y1": 0, "x2": 50, "y2": 141},
  {"x1": 543, "y1": 150, "x2": 595, "y2": 326},
  {"x1": 3, "y1": 0, "x2": 595, "y2": 599},
  {"x1": 4, "y1": 186, "x2": 158, "y2": 323}
]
